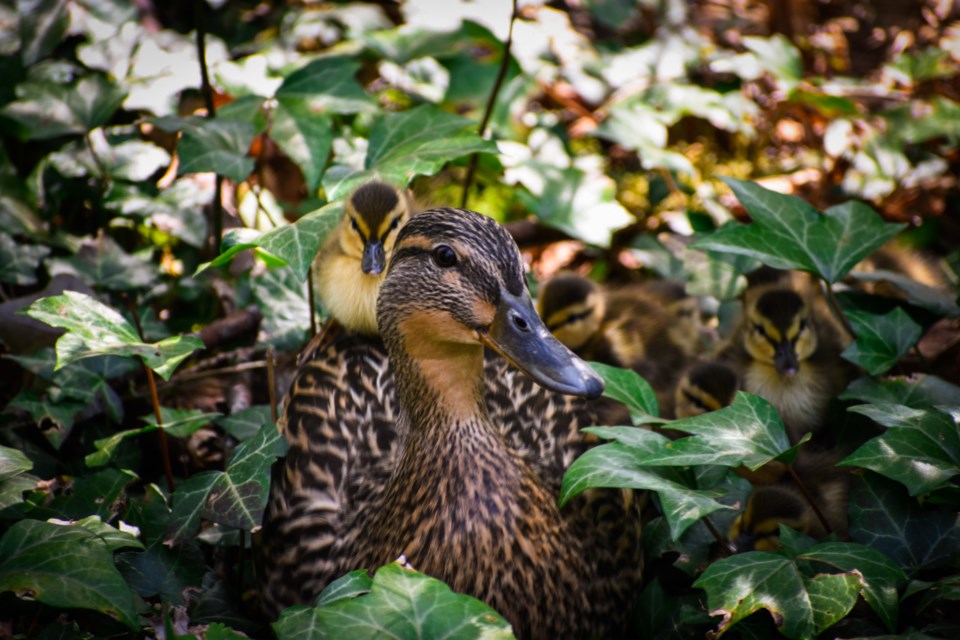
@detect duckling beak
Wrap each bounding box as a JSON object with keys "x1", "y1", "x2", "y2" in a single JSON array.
[
  {"x1": 773, "y1": 340, "x2": 799, "y2": 377},
  {"x1": 361, "y1": 241, "x2": 386, "y2": 275},
  {"x1": 481, "y1": 289, "x2": 604, "y2": 399}
]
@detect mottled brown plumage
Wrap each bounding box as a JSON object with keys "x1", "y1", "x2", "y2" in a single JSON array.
[{"x1": 258, "y1": 209, "x2": 641, "y2": 638}]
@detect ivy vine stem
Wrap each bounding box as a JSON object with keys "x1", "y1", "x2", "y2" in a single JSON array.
[
  {"x1": 460, "y1": 0, "x2": 518, "y2": 208},
  {"x1": 821, "y1": 278, "x2": 856, "y2": 341},
  {"x1": 786, "y1": 464, "x2": 832, "y2": 535}
]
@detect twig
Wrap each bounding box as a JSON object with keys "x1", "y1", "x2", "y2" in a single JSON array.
[
  {"x1": 307, "y1": 269, "x2": 318, "y2": 337},
  {"x1": 786, "y1": 464, "x2": 832, "y2": 535},
  {"x1": 702, "y1": 516, "x2": 736, "y2": 556},
  {"x1": 460, "y1": 0, "x2": 518, "y2": 208},
  {"x1": 163, "y1": 360, "x2": 268, "y2": 385},
  {"x1": 267, "y1": 347, "x2": 278, "y2": 423},
  {"x1": 820, "y1": 278, "x2": 856, "y2": 341},
  {"x1": 194, "y1": 1, "x2": 224, "y2": 258},
  {"x1": 144, "y1": 364, "x2": 176, "y2": 493}
]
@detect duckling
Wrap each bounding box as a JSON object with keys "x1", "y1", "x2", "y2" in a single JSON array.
[
  {"x1": 314, "y1": 180, "x2": 413, "y2": 335},
  {"x1": 537, "y1": 274, "x2": 701, "y2": 413},
  {"x1": 719, "y1": 283, "x2": 851, "y2": 444},
  {"x1": 673, "y1": 361, "x2": 739, "y2": 419},
  {"x1": 259, "y1": 209, "x2": 642, "y2": 638},
  {"x1": 728, "y1": 450, "x2": 850, "y2": 552}
]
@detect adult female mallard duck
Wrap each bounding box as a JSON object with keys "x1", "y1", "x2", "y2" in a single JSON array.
[
  {"x1": 719, "y1": 283, "x2": 852, "y2": 444},
  {"x1": 259, "y1": 208, "x2": 642, "y2": 638},
  {"x1": 314, "y1": 180, "x2": 413, "y2": 335}
]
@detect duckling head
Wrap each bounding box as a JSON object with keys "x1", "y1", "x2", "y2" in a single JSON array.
[
  {"x1": 743, "y1": 288, "x2": 818, "y2": 377},
  {"x1": 339, "y1": 181, "x2": 411, "y2": 276},
  {"x1": 537, "y1": 273, "x2": 606, "y2": 351},
  {"x1": 378, "y1": 208, "x2": 604, "y2": 402},
  {"x1": 728, "y1": 485, "x2": 816, "y2": 552},
  {"x1": 674, "y1": 361, "x2": 739, "y2": 418}
]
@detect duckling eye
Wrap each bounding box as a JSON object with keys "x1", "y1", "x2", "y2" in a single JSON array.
[
  {"x1": 798, "y1": 319, "x2": 808, "y2": 332},
  {"x1": 431, "y1": 244, "x2": 458, "y2": 268},
  {"x1": 386, "y1": 217, "x2": 401, "y2": 233},
  {"x1": 753, "y1": 323, "x2": 767, "y2": 337},
  {"x1": 350, "y1": 218, "x2": 362, "y2": 235}
]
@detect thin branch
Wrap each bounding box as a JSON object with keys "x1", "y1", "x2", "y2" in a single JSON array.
[
  {"x1": 194, "y1": 1, "x2": 224, "y2": 258},
  {"x1": 267, "y1": 347, "x2": 278, "y2": 424},
  {"x1": 163, "y1": 360, "x2": 268, "y2": 385},
  {"x1": 786, "y1": 464, "x2": 832, "y2": 535},
  {"x1": 144, "y1": 364, "x2": 176, "y2": 493},
  {"x1": 307, "y1": 269, "x2": 319, "y2": 337},
  {"x1": 703, "y1": 516, "x2": 736, "y2": 556},
  {"x1": 460, "y1": 0, "x2": 518, "y2": 208},
  {"x1": 821, "y1": 278, "x2": 856, "y2": 341}
]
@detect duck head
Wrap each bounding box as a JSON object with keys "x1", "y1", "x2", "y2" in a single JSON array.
[
  {"x1": 743, "y1": 288, "x2": 818, "y2": 377},
  {"x1": 378, "y1": 208, "x2": 603, "y2": 399},
  {"x1": 339, "y1": 181, "x2": 411, "y2": 276}
]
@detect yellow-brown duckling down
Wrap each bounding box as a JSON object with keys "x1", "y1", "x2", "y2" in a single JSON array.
[
  {"x1": 258, "y1": 208, "x2": 643, "y2": 639},
  {"x1": 719, "y1": 283, "x2": 852, "y2": 444},
  {"x1": 315, "y1": 180, "x2": 413, "y2": 335}
]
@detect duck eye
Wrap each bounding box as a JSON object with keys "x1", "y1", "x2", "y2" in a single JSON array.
[{"x1": 431, "y1": 244, "x2": 458, "y2": 268}]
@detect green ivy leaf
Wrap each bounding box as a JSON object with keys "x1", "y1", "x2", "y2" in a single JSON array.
[
  {"x1": 0, "y1": 520, "x2": 139, "y2": 629},
  {"x1": 275, "y1": 56, "x2": 375, "y2": 115},
  {"x1": 848, "y1": 270, "x2": 960, "y2": 318},
  {"x1": 314, "y1": 570, "x2": 374, "y2": 607},
  {"x1": 694, "y1": 551, "x2": 863, "y2": 639},
  {"x1": 2, "y1": 74, "x2": 127, "y2": 140},
  {"x1": 18, "y1": 0, "x2": 70, "y2": 66},
  {"x1": 6, "y1": 390, "x2": 86, "y2": 450},
  {"x1": 86, "y1": 409, "x2": 220, "y2": 467},
  {"x1": 653, "y1": 392, "x2": 802, "y2": 470},
  {"x1": 0, "y1": 445, "x2": 32, "y2": 482},
  {"x1": 841, "y1": 408, "x2": 960, "y2": 495},
  {"x1": 165, "y1": 471, "x2": 219, "y2": 546},
  {"x1": 270, "y1": 102, "x2": 333, "y2": 192},
  {"x1": 841, "y1": 374, "x2": 960, "y2": 409},
  {"x1": 202, "y1": 422, "x2": 287, "y2": 531},
  {"x1": 71, "y1": 516, "x2": 145, "y2": 554},
  {"x1": 841, "y1": 307, "x2": 924, "y2": 375},
  {"x1": 0, "y1": 232, "x2": 49, "y2": 285},
  {"x1": 742, "y1": 35, "x2": 803, "y2": 91},
  {"x1": 273, "y1": 562, "x2": 514, "y2": 640},
  {"x1": 691, "y1": 178, "x2": 906, "y2": 283},
  {"x1": 20, "y1": 291, "x2": 204, "y2": 381},
  {"x1": 324, "y1": 105, "x2": 497, "y2": 199},
  {"x1": 848, "y1": 473, "x2": 960, "y2": 574},
  {"x1": 798, "y1": 541, "x2": 906, "y2": 631},
  {"x1": 589, "y1": 362, "x2": 662, "y2": 424},
  {"x1": 216, "y1": 406, "x2": 272, "y2": 441},
  {"x1": 560, "y1": 441, "x2": 728, "y2": 539},
  {"x1": 153, "y1": 116, "x2": 257, "y2": 183},
  {"x1": 46, "y1": 234, "x2": 158, "y2": 291}
]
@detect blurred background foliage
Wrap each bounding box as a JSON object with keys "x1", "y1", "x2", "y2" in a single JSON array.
[{"x1": 0, "y1": 0, "x2": 958, "y2": 638}]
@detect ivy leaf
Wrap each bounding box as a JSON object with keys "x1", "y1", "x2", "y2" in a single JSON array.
[
  {"x1": 652, "y1": 392, "x2": 802, "y2": 470},
  {"x1": 0, "y1": 520, "x2": 139, "y2": 629},
  {"x1": 798, "y1": 541, "x2": 906, "y2": 631},
  {"x1": 153, "y1": 116, "x2": 257, "y2": 183},
  {"x1": 274, "y1": 56, "x2": 375, "y2": 115},
  {"x1": 560, "y1": 441, "x2": 728, "y2": 539},
  {"x1": 0, "y1": 232, "x2": 49, "y2": 285},
  {"x1": 694, "y1": 551, "x2": 863, "y2": 639},
  {"x1": 314, "y1": 570, "x2": 374, "y2": 607},
  {"x1": 273, "y1": 562, "x2": 514, "y2": 640},
  {"x1": 45, "y1": 233, "x2": 157, "y2": 291},
  {"x1": 691, "y1": 178, "x2": 906, "y2": 283},
  {"x1": 742, "y1": 35, "x2": 803, "y2": 92},
  {"x1": 198, "y1": 201, "x2": 343, "y2": 281},
  {"x1": 18, "y1": 0, "x2": 70, "y2": 66},
  {"x1": 86, "y1": 409, "x2": 220, "y2": 467},
  {"x1": 0, "y1": 445, "x2": 32, "y2": 482},
  {"x1": 841, "y1": 374, "x2": 960, "y2": 408},
  {"x1": 325, "y1": 105, "x2": 497, "y2": 199},
  {"x1": 165, "y1": 471, "x2": 218, "y2": 546},
  {"x1": 6, "y1": 390, "x2": 86, "y2": 450},
  {"x1": 270, "y1": 102, "x2": 333, "y2": 192},
  {"x1": 71, "y1": 516, "x2": 145, "y2": 554},
  {"x1": 841, "y1": 408, "x2": 960, "y2": 495},
  {"x1": 2, "y1": 74, "x2": 127, "y2": 140},
  {"x1": 589, "y1": 362, "x2": 662, "y2": 424},
  {"x1": 216, "y1": 406, "x2": 273, "y2": 441},
  {"x1": 202, "y1": 422, "x2": 287, "y2": 531},
  {"x1": 848, "y1": 270, "x2": 960, "y2": 318},
  {"x1": 841, "y1": 307, "x2": 924, "y2": 375},
  {"x1": 20, "y1": 291, "x2": 204, "y2": 381},
  {"x1": 848, "y1": 472, "x2": 960, "y2": 575}
]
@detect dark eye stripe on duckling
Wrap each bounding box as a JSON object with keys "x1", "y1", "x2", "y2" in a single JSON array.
[{"x1": 391, "y1": 208, "x2": 526, "y2": 297}]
